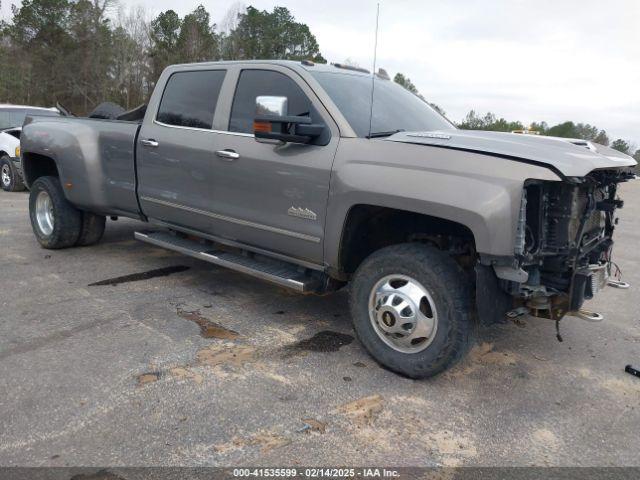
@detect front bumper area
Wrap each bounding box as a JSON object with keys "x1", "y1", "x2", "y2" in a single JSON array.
[{"x1": 500, "y1": 169, "x2": 635, "y2": 320}]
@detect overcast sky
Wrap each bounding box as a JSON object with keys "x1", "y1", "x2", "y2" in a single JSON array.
[{"x1": 2, "y1": 0, "x2": 638, "y2": 146}]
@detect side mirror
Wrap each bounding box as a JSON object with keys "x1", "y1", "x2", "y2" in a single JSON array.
[
  {"x1": 254, "y1": 95, "x2": 324, "y2": 145},
  {"x1": 256, "y1": 95, "x2": 288, "y2": 117}
]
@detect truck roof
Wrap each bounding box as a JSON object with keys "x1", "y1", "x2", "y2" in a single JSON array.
[{"x1": 169, "y1": 59, "x2": 372, "y2": 77}]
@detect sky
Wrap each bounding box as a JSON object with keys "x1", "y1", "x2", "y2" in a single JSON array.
[{"x1": 2, "y1": 0, "x2": 639, "y2": 147}]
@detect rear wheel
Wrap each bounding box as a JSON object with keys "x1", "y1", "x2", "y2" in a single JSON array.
[
  {"x1": 1, "y1": 156, "x2": 25, "y2": 192},
  {"x1": 29, "y1": 176, "x2": 82, "y2": 249},
  {"x1": 349, "y1": 243, "x2": 474, "y2": 378},
  {"x1": 76, "y1": 211, "x2": 106, "y2": 246}
]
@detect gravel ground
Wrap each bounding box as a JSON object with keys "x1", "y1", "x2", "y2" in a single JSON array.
[{"x1": 0, "y1": 183, "x2": 639, "y2": 468}]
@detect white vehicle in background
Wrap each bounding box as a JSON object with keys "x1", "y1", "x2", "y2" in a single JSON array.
[{"x1": 0, "y1": 105, "x2": 60, "y2": 192}]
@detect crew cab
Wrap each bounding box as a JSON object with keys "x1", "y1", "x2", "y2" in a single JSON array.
[{"x1": 19, "y1": 60, "x2": 637, "y2": 377}]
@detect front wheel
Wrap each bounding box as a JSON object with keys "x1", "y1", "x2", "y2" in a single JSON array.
[
  {"x1": 1, "y1": 156, "x2": 25, "y2": 192},
  {"x1": 29, "y1": 176, "x2": 82, "y2": 249},
  {"x1": 349, "y1": 243, "x2": 474, "y2": 378}
]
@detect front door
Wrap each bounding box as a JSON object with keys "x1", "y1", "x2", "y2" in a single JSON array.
[
  {"x1": 137, "y1": 68, "x2": 226, "y2": 233},
  {"x1": 208, "y1": 67, "x2": 339, "y2": 265}
]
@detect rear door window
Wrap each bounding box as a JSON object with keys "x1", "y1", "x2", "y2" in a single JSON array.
[
  {"x1": 157, "y1": 70, "x2": 226, "y2": 130},
  {"x1": 229, "y1": 69, "x2": 323, "y2": 134}
]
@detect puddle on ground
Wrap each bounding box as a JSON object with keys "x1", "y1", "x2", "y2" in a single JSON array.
[
  {"x1": 282, "y1": 330, "x2": 353, "y2": 357},
  {"x1": 88, "y1": 265, "x2": 190, "y2": 286},
  {"x1": 177, "y1": 308, "x2": 239, "y2": 339}
]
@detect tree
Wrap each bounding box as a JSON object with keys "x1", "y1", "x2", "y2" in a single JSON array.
[
  {"x1": 67, "y1": 0, "x2": 115, "y2": 112},
  {"x1": 223, "y1": 6, "x2": 325, "y2": 62},
  {"x1": 546, "y1": 121, "x2": 579, "y2": 138},
  {"x1": 394, "y1": 72, "x2": 446, "y2": 116},
  {"x1": 529, "y1": 121, "x2": 548, "y2": 134},
  {"x1": 4, "y1": 0, "x2": 74, "y2": 107},
  {"x1": 393, "y1": 73, "x2": 418, "y2": 94},
  {"x1": 457, "y1": 110, "x2": 523, "y2": 132},
  {"x1": 110, "y1": 6, "x2": 152, "y2": 109},
  {"x1": 458, "y1": 110, "x2": 487, "y2": 130},
  {"x1": 545, "y1": 121, "x2": 607, "y2": 142},
  {"x1": 219, "y1": 1, "x2": 245, "y2": 34},
  {"x1": 428, "y1": 103, "x2": 446, "y2": 116},
  {"x1": 149, "y1": 10, "x2": 181, "y2": 83},
  {"x1": 176, "y1": 5, "x2": 219, "y2": 63},
  {"x1": 611, "y1": 139, "x2": 630, "y2": 155},
  {"x1": 0, "y1": 2, "x2": 327, "y2": 113},
  {"x1": 574, "y1": 123, "x2": 599, "y2": 141},
  {"x1": 593, "y1": 130, "x2": 610, "y2": 146}
]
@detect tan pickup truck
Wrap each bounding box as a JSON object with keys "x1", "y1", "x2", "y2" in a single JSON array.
[{"x1": 19, "y1": 60, "x2": 637, "y2": 377}]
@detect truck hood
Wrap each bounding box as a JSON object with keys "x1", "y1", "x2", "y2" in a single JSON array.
[{"x1": 385, "y1": 130, "x2": 637, "y2": 178}]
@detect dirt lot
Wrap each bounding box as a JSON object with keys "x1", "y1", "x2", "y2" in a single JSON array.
[{"x1": 1, "y1": 183, "x2": 639, "y2": 468}]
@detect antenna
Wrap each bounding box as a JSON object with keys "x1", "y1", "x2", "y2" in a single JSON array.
[{"x1": 367, "y1": 2, "x2": 380, "y2": 139}]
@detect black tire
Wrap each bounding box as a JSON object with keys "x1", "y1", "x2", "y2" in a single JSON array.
[
  {"x1": 349, "y1": 243, "x2": 474, "y2": 378},
  {"x1": 88, "y1": 102, "x2": 125, "y2": 120},
  {"x1": 1, "y1": 155, "x2": 25, "y2": 192},
  {"x1": 76, "y1": 211, "x2": 106, "y2": 246},
  {"x1": 29, "y1": 176, "x2": 82, "y2": 249}
]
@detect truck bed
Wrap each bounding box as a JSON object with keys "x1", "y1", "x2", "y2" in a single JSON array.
[{"x1": 21, "y1": 116, "x2": 142, "y2": 217}]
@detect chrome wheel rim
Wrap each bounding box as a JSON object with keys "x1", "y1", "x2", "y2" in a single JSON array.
[
  {"x1": 35, "y1": 191, "x2": 55, "y2": 236},
  {"x1": 368, "y1": 274, "x2": 438, "y2": 353},
  {"x1": 1, "y1": 164, "x2": 10, "y2": 187}
]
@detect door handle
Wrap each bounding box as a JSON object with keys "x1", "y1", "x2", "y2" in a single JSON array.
[
  {"x1": 215, "y1": 149, "x2": 240, "y2": 161},
  {"x1": 141, "y1": 139, "x2": 159, "y2": 148}
]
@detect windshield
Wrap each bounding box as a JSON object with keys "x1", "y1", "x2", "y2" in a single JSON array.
[
  {"x1": 0, "y1": 108, "x2": 59, "y2": 130},
  {"x1": 310, "y1": 72, "x2": 454, "y2": 137}
]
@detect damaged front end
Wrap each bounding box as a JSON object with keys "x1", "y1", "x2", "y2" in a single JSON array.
[{"x1": 500, "y1": 168, "x2": 635, "y2": 322}]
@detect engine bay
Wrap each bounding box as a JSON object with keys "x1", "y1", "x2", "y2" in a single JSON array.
[{"x1": 509, "y1": 169, "x2": 635, "y2": 319}]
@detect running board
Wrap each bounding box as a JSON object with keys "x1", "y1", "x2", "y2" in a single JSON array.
[{"x1": 134, "y1": 231, "x2": 320, "y2": 293}]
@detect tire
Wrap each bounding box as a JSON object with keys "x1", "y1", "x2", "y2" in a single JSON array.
[
  {"x1": 349, "y1": 243, "x2": 474, "y2": 378},
  {"x1": 88, "y1": 102, "x2": 125, "y2": 120},
  {"x1": 1, "y1": 156, "x2": 25, "y2": 192},
  {"x1": 29, "y1": 176, "x2": 82, "y2": 249},
  {"x1": 76, "y1": 211, "x2": 106, "y2": 246}
]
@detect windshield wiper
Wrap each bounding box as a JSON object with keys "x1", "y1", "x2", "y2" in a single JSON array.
[{"x1": 366, "y1": 129, "x2": 405, "y2": 139}]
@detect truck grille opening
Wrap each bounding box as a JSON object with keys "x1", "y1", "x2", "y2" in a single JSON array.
[{"x1": 515, "y1": 169, "x2": 634, "y2": 309}]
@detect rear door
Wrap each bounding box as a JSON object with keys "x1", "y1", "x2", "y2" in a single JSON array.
[{"x1": 137, "y1": 68, "x2": 227, "y2": 233}]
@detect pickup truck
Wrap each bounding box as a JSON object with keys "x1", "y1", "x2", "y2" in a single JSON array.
[{"x1": 20, "y1": 60, "x2": 637, "y2": 378}]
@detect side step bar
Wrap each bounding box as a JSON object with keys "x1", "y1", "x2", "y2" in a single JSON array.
[{"x1": 135, "y1": 231, "x2": 321, "y2": 293}]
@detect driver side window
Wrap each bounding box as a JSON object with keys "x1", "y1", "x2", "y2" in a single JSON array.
[{"x1": 229, "y1": 69, "x2": 322, "y2": 134}]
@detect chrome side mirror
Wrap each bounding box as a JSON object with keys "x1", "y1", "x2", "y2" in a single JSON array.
[
  {"x1": 254, "y1": 95, "x2": 324, "y2": 145},
  {"x1": 256, "y1": 96, "x2": 288, "y2": 117}
]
